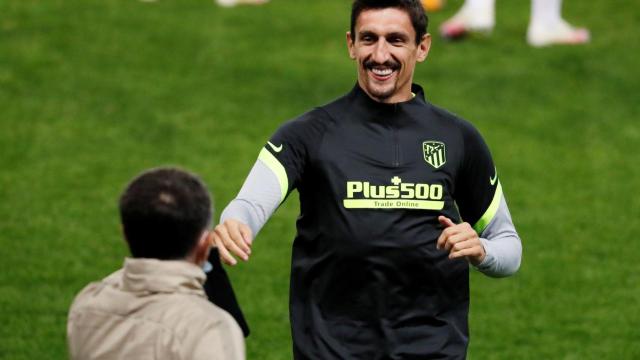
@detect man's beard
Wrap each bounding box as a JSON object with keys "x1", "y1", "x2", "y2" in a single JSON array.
[{"x1": 363, "y1": 59, "x2": 401, "y2": 100}]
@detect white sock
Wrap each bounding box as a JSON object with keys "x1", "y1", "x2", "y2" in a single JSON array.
[
  {"x1": 530, "y1": 0, "x2": 563, "y2": 28},
  {"x1": 464, "y1": 0, "x2": 495, "y2": 12},
  {"x1": 527, "y1": 0, "x2": 589, "y2": 46},
  {"x1": 453, "y1": 0, "x2": 495, "y2": 29}
]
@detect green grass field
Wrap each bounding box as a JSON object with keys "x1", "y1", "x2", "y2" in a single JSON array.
[{"x1": 1, "y1": 0, "x2": 639, "y2": 358}]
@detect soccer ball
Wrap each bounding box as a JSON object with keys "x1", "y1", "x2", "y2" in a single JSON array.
[{"x1": 422, "y1": 0, "x2": 444, "y2": 12}]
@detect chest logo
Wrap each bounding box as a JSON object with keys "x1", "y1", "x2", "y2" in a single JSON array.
[
  {"x1": 344, "y1": 177, "x2": 445, "y2": 210},
  {"x1": 423, "y1": 141, "x2": 446, "y2": 169}
]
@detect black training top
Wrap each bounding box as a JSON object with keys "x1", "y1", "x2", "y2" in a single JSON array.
[{"x1": 261, "y1": 84, "x2": 499, "y2": 359}]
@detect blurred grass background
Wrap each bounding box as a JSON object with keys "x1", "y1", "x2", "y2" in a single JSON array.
[{"x1": 1, "y1": 0, "x2": 639, "y2": 358}]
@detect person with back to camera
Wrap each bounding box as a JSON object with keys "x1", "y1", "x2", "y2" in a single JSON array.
[{"x1": 67, "y1": 167, "x2": 245, "y2": 360}]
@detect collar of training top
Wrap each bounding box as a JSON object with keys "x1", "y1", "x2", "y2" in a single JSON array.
[{"x1": 348, "y1": 83, "x2": 428, "y2": 121}]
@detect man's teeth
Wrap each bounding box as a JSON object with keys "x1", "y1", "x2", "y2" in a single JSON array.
[{"x1": 371, "y1": 68, "x2": 393, "y2": 76}]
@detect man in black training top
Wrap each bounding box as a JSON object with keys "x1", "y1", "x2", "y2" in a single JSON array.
[{"x1": 213, "y1": 0, "x2": 522, "y2": 358}]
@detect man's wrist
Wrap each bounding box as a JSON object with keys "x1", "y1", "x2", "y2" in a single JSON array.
[
  {"x1": 469, "y1": 250, "x2": 486, "y2": 266},
  {"x1": 473, "y1": 238, "x2": 494, "y2": 270}
]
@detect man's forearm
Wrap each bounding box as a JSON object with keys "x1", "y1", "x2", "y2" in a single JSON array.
[
  {"x1": 475, "y1": 196, "x2": 522, "y2": 277},
  {"x1": 220, "y1": 160, "x2": 282, "y2": 237}
]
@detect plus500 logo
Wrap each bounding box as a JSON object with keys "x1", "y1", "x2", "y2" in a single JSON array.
[{"x1": 346, "y1": 180, "x2": 443, "y2": 200}]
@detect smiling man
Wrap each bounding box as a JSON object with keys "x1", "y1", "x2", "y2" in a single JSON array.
[{"x1": 214, "y1": 0, "x2": 522, "y2": 358}]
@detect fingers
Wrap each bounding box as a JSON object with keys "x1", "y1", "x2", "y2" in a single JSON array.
[
  {"x1": 227, "y1": 223, "x2": 251, "y2": 256},
  {"x1": 213, "y1": 219, "x2": 254, "y2": 266},
  {"x1": 439, "y1": 231, "x2": 469, "y2": 252},
  {"x1": 436, "y1": 227, "x2": 450, "y2": 250},
  {"x1": 438, "y1": 215, "x2": 456, "y2": 228},
  {"x1": 214, "y1": 233, "x2": 237, "y2": 266},
  {"x1": 436, "y1": 220, "x2": 485, "y2": 263},
  {"x1": 436, "y1": 217, "x2": 459, "y2": 250},
  {"x1": 448, "y1": 239, "x2": 483, "y2": 260},
  {"x1": 436, "y1": 216, "x2": 457, "y2": 249},
  {"x1": 239, "y1": 224, "x2": 253, "y2": 246}
]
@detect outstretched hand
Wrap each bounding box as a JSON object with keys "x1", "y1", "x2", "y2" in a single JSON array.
[
  {"x1": 436, "y1": 216, "x2": 486, "y2": 266},
  {"x1": 211, "y1": 219, "x2": 253, "y2": 266}
]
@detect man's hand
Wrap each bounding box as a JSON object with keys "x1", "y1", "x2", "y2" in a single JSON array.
[
  {"x1": 436, "y1": 216, "x2": 486, "y2": 266},
  {"x1": 211, "y1": 219, "x2": 253, "y2": 266}
]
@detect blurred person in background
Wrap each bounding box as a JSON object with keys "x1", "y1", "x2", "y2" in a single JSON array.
[
  {"x1": 213, "y1": 0, "x2": 521, "y2": 358},
  {"x1": 67, "y1": 167, "x2": 245, "y2": 360},
  {"x1": 440, "y1": 0, "x2": 589, "y2": 46},
  {"x1": 216, "y1": 0, "x2": 269, "y2": 7}
]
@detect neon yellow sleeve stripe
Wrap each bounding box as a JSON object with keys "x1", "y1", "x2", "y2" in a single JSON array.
[
  {"x1": 258, "y1": 148, "x2": 289, "y2": 203},
  {"x1": 473, "y1": 181, "x2": 503, "y2": 234}
]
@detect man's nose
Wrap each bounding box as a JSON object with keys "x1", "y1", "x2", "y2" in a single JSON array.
[{"x1": 371, "y1": 39, "x2": 391, "y2": 63}]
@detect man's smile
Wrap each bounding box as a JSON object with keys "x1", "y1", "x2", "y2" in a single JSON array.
[{"x1": 365, "y1": 60, "x2": 400, "y2": 82}]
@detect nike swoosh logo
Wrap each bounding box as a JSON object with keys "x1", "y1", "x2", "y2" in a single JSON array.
[
  {"x1": 267, "y1": 141, "x2": 283, "y2": 153},
  {"x1": 489, "y1": 168, "x2": 498, "y2": 186}
]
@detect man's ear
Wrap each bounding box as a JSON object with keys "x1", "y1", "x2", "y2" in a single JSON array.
[
  {"x1": 346, "y1": 31, "x2": 356, "y2": 59},
  {"x1": 416, "y1": 33, "x2": 432, "y2": 63},
  {"x1": 193, "y1": 230, "x2": 212, "y2": 266}
]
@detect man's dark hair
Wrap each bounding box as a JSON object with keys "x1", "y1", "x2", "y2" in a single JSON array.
[
  {"x1": 351, "y1": 0, "x2": 428, "y2": 45},
  {"x1": 119, "y1": 167, "x2": 212, "y2": 260}
]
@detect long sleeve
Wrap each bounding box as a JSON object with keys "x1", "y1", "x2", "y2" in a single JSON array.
[
  {"x1": 474, "y1": 195, "x2": 522, "y2": 277},
  {"x1": 220, "y1": 110, "x2": 326, "y2": 236},
  {"x1": 220, "y1": 158, "x2": 283, "y2": 237}
]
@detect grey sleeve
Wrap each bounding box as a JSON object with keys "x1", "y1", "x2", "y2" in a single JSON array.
[
  {"x1": 220, "y1": 159, "x2": 282, "y2": 238},
  {"x1": 474, "y1": 195, "x2": 522, "y2": 277}
]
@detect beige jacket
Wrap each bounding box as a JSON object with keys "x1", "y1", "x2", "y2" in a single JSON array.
[{"x1": 67, "y1": 258, "x2": 245, "y2": 360}]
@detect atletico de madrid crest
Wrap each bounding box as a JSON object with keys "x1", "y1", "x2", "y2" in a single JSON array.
[{"x1": 423, "y1": 141, "x2": 446, "y2": 169}]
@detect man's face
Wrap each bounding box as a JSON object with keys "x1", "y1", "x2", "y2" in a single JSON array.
[{"x1": 347, "y1": 7, "x2": 431, "y2": 103}]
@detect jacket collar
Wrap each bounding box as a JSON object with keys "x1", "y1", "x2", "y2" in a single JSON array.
[
  {"x1": 344, "y1": 83, "x2": 428, "y2": 125},
  {"x1": 120, "y1": 257, "x2": 207, "y2": 297}
]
